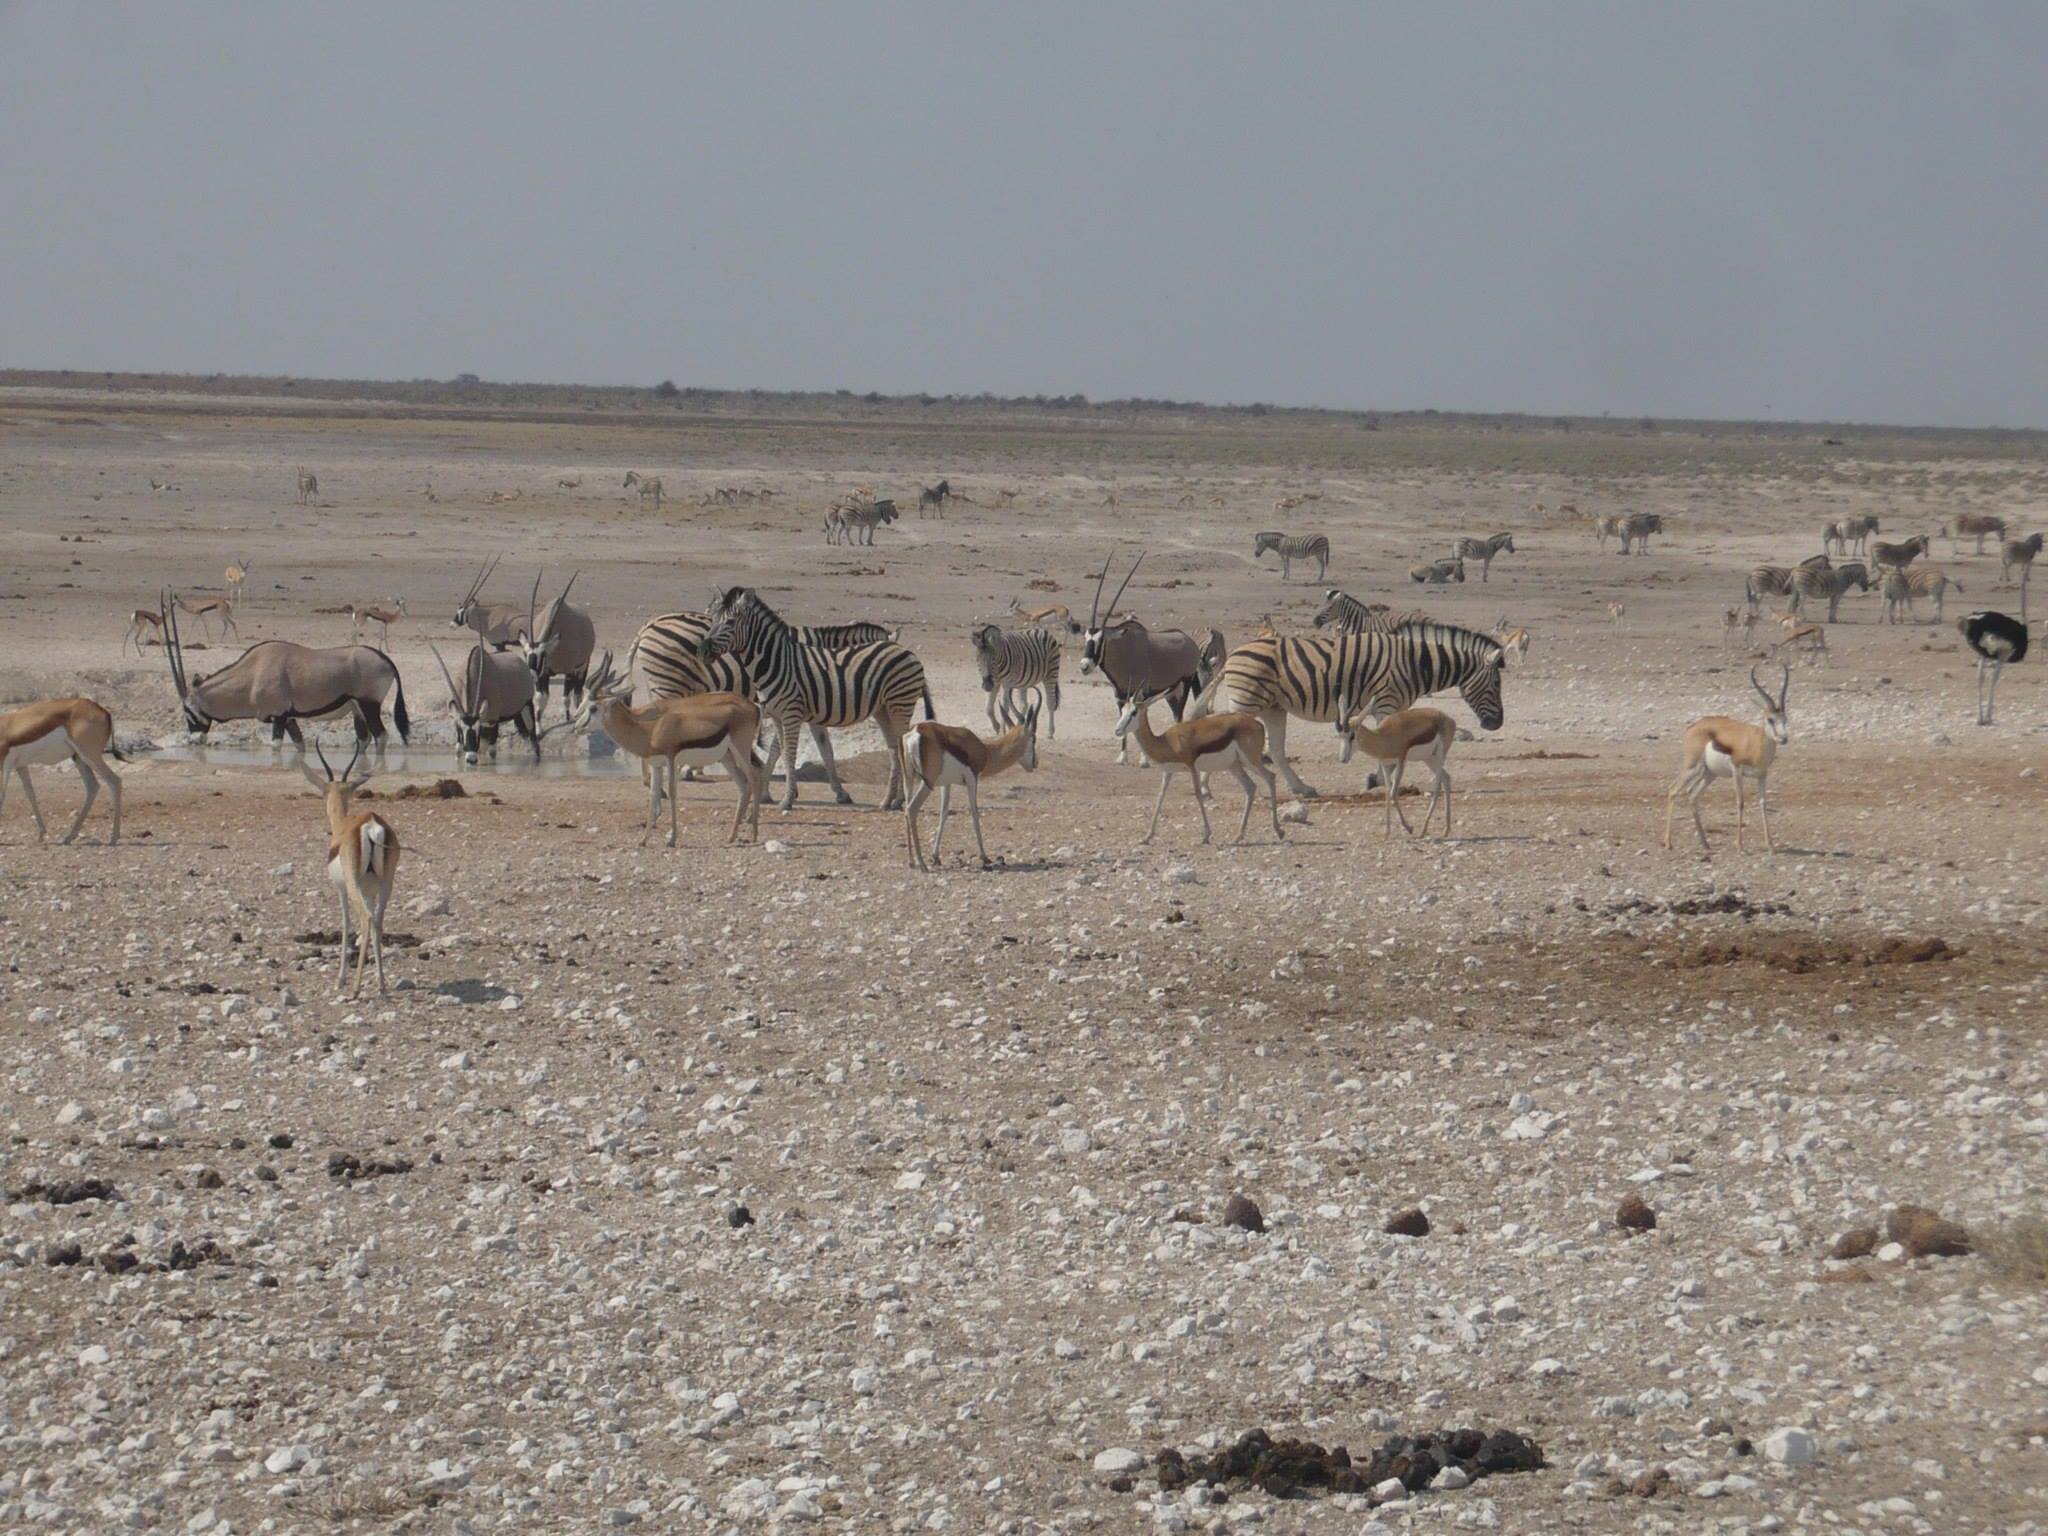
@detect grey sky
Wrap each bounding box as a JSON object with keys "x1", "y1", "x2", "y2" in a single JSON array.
[{"x1": 3, "y1": 2, "x2": 2043, "y2": 425}]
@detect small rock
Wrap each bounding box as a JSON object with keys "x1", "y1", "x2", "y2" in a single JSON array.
[
  {"x1": 726, "y1": 1205, "x2": 754, "y2": 1228},
  {"x1": 1431, "y1": 1465, "x2": 1471, "y2": 1491},
  {"x1": 1828, "y1": 1226, "x2": 1879, "y2": 1260},
  {"x1": 1220, "y1": 1194, "x2": 1265, "y2": 1233},
  {"x1": 265, "y1": 1445, "x2": 312, "y2": 1475},
  {"x1": 1616, "y1": 1193, "x2": 1657, "y2": 1231},
  {"x1": 1278, "y1": 800, "x2": 1311, "y2": 825},
  {"x1": 1371, "y1": 1477, "x2": 1407, "y2": 1501},
  {"x1": 1093, "y1": 1447, "x2": 1146, "y2": 1476},
  {"x1": 267, "y1": 1133, "x2": 294, "y2": 1150},
  {"x1": 1887, "y1": 1204, "x2": 1970, "y2": 1258},
  {"x1": 1383, "y1": 1206, "x2": 1430, "y2": 1238},
  {"x1": 195, "y1": 1168, "x2": 223, "y2": 1190},
  {"x1": 1760, "y1": 1427, "x2": 1817, "y2": 1466},
  {"x1": 54, "y1": 1102, "x2": 92, "y2": 1126}
]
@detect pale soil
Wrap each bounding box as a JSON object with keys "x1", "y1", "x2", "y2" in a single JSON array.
[{"x1": 2, "y1": 387, "x2": 2046, "y2": 1534}]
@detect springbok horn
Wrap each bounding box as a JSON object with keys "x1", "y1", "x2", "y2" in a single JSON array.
[
  {"x1": 1105, "y1": 551, "x2": 1145, "y2": 619},
  {"x1": 342, "y1": 739, "x2": 367, "y2": 782},
  {"x1": 1778, "y1": 662, "x2": 1792, "y2": 708},
  {"x1": 313, "y1": 739, "x2": 337, "y2": 783},
  {"x1": 1750, "y1": 665, "x2": 1774, "y2": 706}
]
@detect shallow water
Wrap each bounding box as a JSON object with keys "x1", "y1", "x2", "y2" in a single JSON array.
[{"x1": 143, "y1": 741, "x2": 636, "y2": 779}]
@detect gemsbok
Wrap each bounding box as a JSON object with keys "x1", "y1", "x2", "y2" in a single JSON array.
[
  {"x1": 1664, "y1": 664, "x2": 1790, "y2": 854},
  {"x1": 1334, "y1": 701, "x2": 1456, "y2": 837},
  {"x1": 0, "y1": 697, "x2": 125, "y2": 845},
  {"x1": 1077, "y1": 554, "x2": 1226, "y2": 765},
  {"x1": 1115, "y1": 690, "x2": 1284, "y2": 846},
  {"x1": 450, "y1": 556, "x2": 532, "y2": 648},
  {"x1": 430, "y1": 642, "x2": 540, "y2": 764},
  {"x1": 304, "y1": 742, "x2": 399, "y2": 997},
  {"x1": 904, "y1": 702, "x2": 1041, "y2": 870},
  {"x1": 516, "y1": 572, "x2": 599, "y2": 720}
]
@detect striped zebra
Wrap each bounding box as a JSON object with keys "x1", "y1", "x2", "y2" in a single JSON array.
[
  {"x1": 1204, "y1": 622, "x2": 1506, "y2": 798},
  {"x1": 1252, "y1": 531, "x2": 1331, "y2": 582},
  {"x1": 1620, "y1": 512, "x2": 1663, "y2": 554},
  {"x1": 1879, "y1": 568, "x2": 1963, "y2": 624},
  {"x1": 827, "y1": 498, "x2": 897, "y2": 546},
  {"x1": 1791, "y1": 560, "x2": 1871, "y2": 622},
  {"x1": 1744, "y1": 563, "x2": 1800, "y2": 612},
  {"x1": 2002, "y1": 532, "x2": 2043, "y2": 585},
  {"x1": 971, "y1": 624, "x2": 1061, "y2": 736},
  {"x1": 1840, "y1": 514, "x2": 1880, "y2": 555},
  {"x1": 1311, "y1": 590, "x2": 1432, "y2": 633},
  {"x1": 1595, "y1": 514, "x2": 1628, "y2": 549},
  {"x1": 1451, "y1": 531, "x2": 1516, "y2": 582},
  {"x1": 701, "y1": 587, "x2": 932, "y2": 811}
]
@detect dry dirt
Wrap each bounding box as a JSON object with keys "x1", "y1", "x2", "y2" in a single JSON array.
[{"x1": 3, "y1": 384, "x2": 2047, "y2": 1534}]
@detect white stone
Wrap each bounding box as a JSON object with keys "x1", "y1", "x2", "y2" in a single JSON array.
[
  {"x1": 1093, "y1": 1447, "x2": 1146, "y2": 1475},
  {"x1": 1760, "y1": 1427, "x2": 1817, "y2": 1466},
  {"x1": 265, "y1": 1445, "x2": 312, "y2": 1474},
  {"x1": 1431, "y1": 1465, "x2": 1470, "y2": 1490},
  {"x1": 1372, "y1": 1476, "x2": 1408, "y2": 1501}
]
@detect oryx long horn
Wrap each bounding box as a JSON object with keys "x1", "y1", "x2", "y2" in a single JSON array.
[
  {"x1": 161, "y1": 588, "x2": 187, "y2": 697},
  {"x1": 527, "y1": 571, "x2": 544, "y2": 643},
  {"x1": 1087, "y1": 554, "x2": 1112, "y2": 630},
  {"x1": 1105, "y1": 551, "x2": 1145, "y2": 620},
  {"x1": 428, "y1": 642, "x2": 464, "y2": 707},
  {"x1": 548, "y1": 571, "x2": 580, "y2": 638}
]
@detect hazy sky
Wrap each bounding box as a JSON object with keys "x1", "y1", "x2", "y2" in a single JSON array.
[{"x1": 3, "y1": 3, "x2": 2044, "y2": 425}]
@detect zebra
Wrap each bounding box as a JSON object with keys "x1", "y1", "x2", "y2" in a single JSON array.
[
  {"x1": 1745, "y1": 564, "x2": 1801, "y2": 612},
  {"x1": 1941, "y1": 511, "x2": 2006, "y2": 556},
  {"x1": 1311, "y1": 590, "x2": 1431, "y2": 633},
  {"x1": 1409, "y1": 557, "x2": 1465, "y2": 584},
  {"x1": 1619, "y1": 512, "x2": 1663, "y2": 554},
  {"x1": 700, "y1": 587, "x2": 933, "y2": 811},
  {"x1": 1838, "y1": 514, "x2": 1880, "y2": 555},
  {"x1": 1203, "y1": 623, "x2": 1506, "y2": 798},
  {"x1": 296, "y1": 468, "x2": 319, "y2": 504},
  {"x1": 1252, "y1": 531, "x2": 1331, "y2": 583},
  {"x1": 1791, "y1": 560, "x2": 1871, "y2": 622},
  {"x1": 1451, "y1": 532, "x2": 1516, "y2": 582},
  {"x1": 1595, "y1": 514, "x2": 1628, "y2": 549},
  {"x1": 1897, "y1": 567, "x2": 1962, "y2": 623},
  {"x1": 2002, "y1": 532, "x2": 2043, "y2": 586},
  {"x1": 918, "y1": 480, "x2": 953, "y2": 519},
  {"x1": 971, "y1": 624, "x2": 1061, "y2": 736},
  {"x1": 829, "y1": 498, "x2": 897, "y2": 546},
  {"x1": 623, "y1": 471, "x2": 664, "y2": 507}
]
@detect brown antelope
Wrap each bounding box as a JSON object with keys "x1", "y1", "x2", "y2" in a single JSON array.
[
  {"x1": 1493, "y1": 616, "x2": 1530, "y2": 662},
  {"x1": 1334, "y1": 702, "x2": 1456, "y2": 837},
  {"x1": 1664, "y1": 664, "x2": 1790, "y2": 854},
  {"x1": 1723, "y1": 607, "x2": 1758, "y2": 650},
  {"x1": 177, "y1": 592, "x2": 238, "y2": 640},
  {"x1": 1005, "y1": 598, "x2": 1078, "y2": 635},
  {"x1": 1114, "y1": 691, "x2": 1284, "y2": 846},
  {"x1": 349, "y1": 596, "x2": 407, "y2": 646},
  {"x1": 225, "y1": 556, "x2": 250, "y2": 602},
  {"x1": 303, "y1": 743, "x2": 398, "y2": 996},
  {"x1": 123, "y1": 606, "x2": 165, "y2": 656},
  {"x1": 1774, "y1": 620, "x2": 1828, "y2": 661},
  {"x1": 593, "y1": 684, "x2": 764, "y2": 846},
  {"x1": 903, "y1": 703, "x2": 1041, "y2": 870},
  {"x1": 1, "y1": 697, "x2": 125, "y2": 844},
  {"x1": 1606, "y1": 599, "x2": 1627, "y2": 627}
]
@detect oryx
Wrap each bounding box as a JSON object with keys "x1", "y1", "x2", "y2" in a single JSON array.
[
  {"x1": 516, "y1": 571, "x2": 598, "y2": 720},
  {"x1": 1076, "y1": 553, "x2": 1224, "y2": 764},
  {"x1": 431, "y1": 642, "x2": 541, "y2": 765},
  {"x1": 450, "y1": 556, "x2": 530, "y2": 649},
  {"x1": 163, "y1": 589, "x2": 409, "y2": 752}
]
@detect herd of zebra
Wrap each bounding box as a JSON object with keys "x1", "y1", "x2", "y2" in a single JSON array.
[{"x1": 1741, "y1": 517, "x2": 2042, "y2": 634}]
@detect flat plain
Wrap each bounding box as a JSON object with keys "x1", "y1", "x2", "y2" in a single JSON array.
[{"x1": 3, "y1": 379, "x2": 2046, "y2": 1534}]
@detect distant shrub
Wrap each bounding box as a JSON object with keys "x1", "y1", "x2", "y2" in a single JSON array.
[{"x1": 653, "y1": 379, "x2": 679, "y2": 398}]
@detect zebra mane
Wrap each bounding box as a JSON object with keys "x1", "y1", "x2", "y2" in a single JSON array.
[{"x1": 1385, "y1": 617, "x2": 1507, "y2": 655}]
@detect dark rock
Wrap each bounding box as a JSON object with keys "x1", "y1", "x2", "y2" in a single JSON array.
[
  {"x1": 727, "y1": 1205, "x2": 754, "y2": 1228},
  {"x1": 1629, "y1": 1467, "x2": 1671, "y2": 1498},
  {"x1": 13, "y1": 1177, "x2": 120, "y2": 1206},
  {"x1": 1616, "y1": 1193, "x2": 1657, "y2": 1232},
  {"x1": 1106, "y1": 1475, "x2": 1133, "y2": 1494},
  {"x1": 46, "y1": 1242, "x2": 83, "y2": 1267},
  {"x1": 1888, "y1": 1204, "x2": 1971, "y2": 1258},
  {"x1": 1829, "y1": 1225, "x2": 1879, "y2": 1260},
  {"x1": 327, "y1": 1151, "x2": 414, "y2": 1181},
  {"x1": 99, "y1": 1249, "x2": 138, "y2": 1274},
  {"x1": 1383, "y1": 1207, "x2": 1430, "y2": 1238},
  {"x1": 254, "y1": 1166, "x2": 278, "y2": 1183},
  {"x1": 195, "y1": 1168, "x2": 224, "y2": 1190},
  {"x1": 267, "y1": 1133, "x2": 294, "y2": 1150},
  {"x1": 1146, "y1": 1425, "x2": 1541, "y2": 1503},
  {"x1": 1221, "y1": 1194, "x2": 1265, "y2": 1233}
]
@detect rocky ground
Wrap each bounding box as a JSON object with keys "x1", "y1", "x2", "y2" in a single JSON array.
[{"x1": 3, "y1": 384, "x2": 2046, "y2": 1533}]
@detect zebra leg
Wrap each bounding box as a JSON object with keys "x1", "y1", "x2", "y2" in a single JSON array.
[
  {"x1": 777, "y1": 713, "x2": 804, "y2": 811},
  {"x1": 807, "y1": 726, "x2": 855, "y2": 806},
  {"x1": 61, "y1": 756, "x2": 99, "y2": 845},
  {"x1": 1045, "y1": 675, "x2": 1059, "y2": 738},
  {"x1": 1262, "y1": 710, "x2": 1317, "y2": 799}
]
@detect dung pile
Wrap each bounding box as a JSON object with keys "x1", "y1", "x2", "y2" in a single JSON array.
[{"x1": 1151, "y1": 1426, "x2": 1543, "y2": 1501}]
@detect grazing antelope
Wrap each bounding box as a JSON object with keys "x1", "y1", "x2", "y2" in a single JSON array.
[
  {"x1": 592, "y1": 680, "x2": 764, "y2": 846},
  {"x1": 296, "y1": 468, "x2": 319, "y2": 504},
  {"x1": 430, "y1": 641, "x2": 540, "y2": 764},
  {"x1": 1775, "y1": 620, "x2": 1828, "y2": 661},
  {"x1": 177, "y1": 592, "x2": 239, "y2": 641},
  {"x1": 1451, "y1": 532, "x2": 1516, "y2": 582},
  {"x1": 2000, "y1": 531, "x2": 2043, "y2": 586},
  {"x1": 623, "y1": 471, "x2": 664, "y2": 507},
  {"x1": 0, "y1": 697, "x2": 125, "y2": 844},
  {"x1": 1253, "y1": 531, "x2": 1332, "y2": 583},
  {"x1": 1409, "y1": 556, "x2": 1465, "y2": 584},
  {"x1": 1493, "y1": 617, "x2": 1530, "y2": 662},
  {"x1": 1942, "y1": 511, "x2": 2006, "y2": 555},
  {"x1": 225, "y1": 557, "x2": 250, "y2": 602},
  {"x1": 348, "y1": 596, "x2": 407, "y2": 646},
  {"x1": 516, "y1": 572, "x2": 599, "y2": 720},
  {"x1": 1664, "y1": 664, "x2": 1790, "y2": 854},
  {"x1": 304, "y1": 743, "x2": 399, "y2": 997},
  {"x1": 1006, "y1": 598, "x2": 1078, "y2": 635},
  {"x1": 123, "y1": 606, "x2": 164, "y2": 656},
  {"x1": 1333, "y1": 701, "x2": 1456, "y2": 837},
  {"x1": 1115, "y1": 691, "x2": 1284, "y2": 847},
  {"x1": 904, "y1": 703, "x2": 1041, "y2": 870},
  {"x1": 1871, "y1": 533, "x2": 1930, "y2": 571},
  {"x1": 1606, "y1": 599, "x2": 1626, "y2": 626}
]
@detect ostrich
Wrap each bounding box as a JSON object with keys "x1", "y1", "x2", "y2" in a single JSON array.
[{"x1": 1957, "y1": 611, "x2": 2028, "y2": 726}]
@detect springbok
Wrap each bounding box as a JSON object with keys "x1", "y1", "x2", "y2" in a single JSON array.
[
  {"x1": 1607, "y1": 599, "x2": 1627, "y2": 626},
  {"x1": 177, "y1": 593, "x2": 239, "y2": 641},
  {"x1": 1006, "y1": 598, "x2": 1078, "y2": 635},
  {"x1": 1114, "y1": 690, "x2": 1284, "y2": 847},
  {"x1": 1, "y1": 697, "x2": 125, "y2": 844},
  {"x1": 623, "y1": 471, "x2": 664, "y2": 507},
  {"x1": 349, "y1": 597, "x2": 407, "y2": 646},
  {"x1": 304, "y1": 742, "x2": 399, "y2": 997},
  {"x1": 904, "y1": 703, "x2": 1041, "y2": 870},
  {"x1": 123, "y1": 606, "x2": 165, "y2": 656},
  {"x1": 296, "y1": 468, "x2": 319, "y2": 504},
  {"x1": 225, "y1": 557, "x2": 250, "y2": 602},
  {"x1": 1493, "y1": 617, "x2": 1531, "y2": 662},
  {"x1": 592, "y1": 681, "x2": 764, "y2": 847},
  {"x1": 1664, "y1": 664, "x2": 1790, "y2": 854},
  {"x1": 1334, "y1": 701, "x2": 1456, "y2": 837}
]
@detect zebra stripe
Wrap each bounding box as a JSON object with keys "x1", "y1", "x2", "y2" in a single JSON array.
[
  {"x1": 1451, "y1": 531, "x2": 1515, "y2": 581},
  {"x1": 1311, "y1": 590, "x2": 1432, "y2": 633},
  {"x1": 1791, "y1": 561, "x2": 1870, "y2": 621},
  {"x1": 702, "y1": 588, "x2": 932, "y2": 810},
  {"x1": 971, "y1": 624, "x2": 1062, "y2": 736},
  {"x1": 1253, "y1": 530, "x2": 1331, "y2": 581},
  {"x1": 828, "y1": 499, "x2": 897, "y2": 545},
  {"x1": 1210, "y1": 623, "x2": 1506, "y2": 797},
  {"x1": 1745, "y1": 564, "x2": 1798, "y2": 610}
]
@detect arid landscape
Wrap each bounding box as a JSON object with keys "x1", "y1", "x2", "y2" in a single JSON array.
[{"x1": 4, "y1": 377, "x2": 2047, "y2": 1534}]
